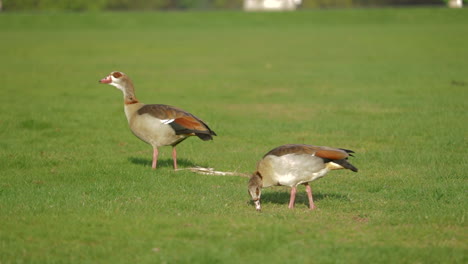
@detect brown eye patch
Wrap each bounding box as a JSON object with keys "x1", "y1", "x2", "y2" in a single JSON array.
[{"x1": 112, "y1": 72, "x2": 123, "y2": 78}]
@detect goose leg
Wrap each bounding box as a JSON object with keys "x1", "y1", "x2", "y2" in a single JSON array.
[
  {"x1": 288, "y1": 186, "x2": 297, "y2": 209},
  {"x1": 152, "y1": 147, "x2": 159, "y2": 169},
  {"x1": 304, "y1": 183, "x2": 316, "y2": 210},
  {"x1": 172, "y1": 147, "x2": 178, "y2": 170}
]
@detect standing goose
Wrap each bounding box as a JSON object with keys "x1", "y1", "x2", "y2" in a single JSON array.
[
  {"x1": 99, "y1": 71, "x2": 216, "y2": 170},
  {"x1": 248, "y1": 144, "x2": 357, "y2": 211}
]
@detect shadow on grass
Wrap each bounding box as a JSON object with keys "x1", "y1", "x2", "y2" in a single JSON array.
[
  {"x1": 253, "y1": 191, "x2": 350, "y2": 208},
  {"x1": 128, "y1": 157, "x2": 199, "y2": 169}
]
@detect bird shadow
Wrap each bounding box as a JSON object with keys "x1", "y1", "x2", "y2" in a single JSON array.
[
  {"x1": 256, "y1": 189, "x2": 350, "y2": 208},
  {"x1": 128, "y1": 157, "x2": 199, "y2": 169}
]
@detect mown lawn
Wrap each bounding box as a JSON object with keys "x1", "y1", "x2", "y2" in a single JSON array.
[{"x1": 0, "y1": 7, "x2": 467, "y2": 263}]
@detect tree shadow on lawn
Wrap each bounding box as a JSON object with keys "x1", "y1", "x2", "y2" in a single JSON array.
[
  {"x1": 128, "y1": 157, "x2": 200, "y2": 169},
  {"x1": 254, "y1": 190, "x2": 350, "y2": 208}
]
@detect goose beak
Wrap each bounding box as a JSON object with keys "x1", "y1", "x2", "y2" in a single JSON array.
[
  {"x1": 254, "y1": 200, "x2": 261, "y2": 211},
  {"x1": 99, "y1": 75, "x2": 112, "y2": 84}
]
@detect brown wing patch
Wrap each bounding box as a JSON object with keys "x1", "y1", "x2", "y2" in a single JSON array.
[
  {"x1": 173, "y1": 116, "x2": 208, "y2": 131},
  {"x1": 315, "y1": 149, "x2": 349, "y2": 160}
]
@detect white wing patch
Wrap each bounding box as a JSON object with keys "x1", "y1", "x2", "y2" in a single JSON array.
[
  {"x1": 160, "y1": 119, "x2": 175, "y2": 124},
  {"x1": 326, "y1": 162, "x2": 344, "y2": 170}
]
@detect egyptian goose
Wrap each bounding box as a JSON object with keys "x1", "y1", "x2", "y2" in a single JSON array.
[
  {"x1": 248, "y1": 144, "x2": 358, "y2": 211},
  {"x1": 99, "y1": 71, "x2": 216, "y2": 170}
]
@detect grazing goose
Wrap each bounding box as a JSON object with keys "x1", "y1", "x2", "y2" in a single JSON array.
[
  {"x1": 248, "y1": 144, "x2": 357, "y2": 211},
  {"x1": 99, "y1": 71, "x2": 216, "y2": 170}
]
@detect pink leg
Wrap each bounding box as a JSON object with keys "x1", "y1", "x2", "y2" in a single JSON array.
[
  {"x1": 152, "y1": 148, "x2": 158, "y2": 169},
  {"x1": 172, "y1": 147, "x2": 178, "y2": 170},
  {"x1": 305, "y1": 183, "x2": 316, "y2": 210},
  {"x1": 288, "y1": 186, "x2": 297, "y2": 209}
]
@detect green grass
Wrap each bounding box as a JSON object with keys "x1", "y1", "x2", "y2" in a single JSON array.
[{"x1": 1, "y1": 8, "x2": 467, "y2": 263}]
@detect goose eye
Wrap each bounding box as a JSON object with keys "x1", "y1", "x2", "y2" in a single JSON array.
[{"x1": 112, "y1": 72, "x2": 122, "y2": 78}]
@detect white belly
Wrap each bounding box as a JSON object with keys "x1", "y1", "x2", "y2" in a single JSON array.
[{"x1": 258, "y1": 154, "x2": 330, "y2": 187}]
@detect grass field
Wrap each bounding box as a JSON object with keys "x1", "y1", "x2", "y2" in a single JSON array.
[{"x1": 0, "y1": 7, "x2": 467, "y2": 263}]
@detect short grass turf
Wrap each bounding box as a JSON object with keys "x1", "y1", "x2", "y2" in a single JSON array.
[{"x1": 0, "y1": 7, "x2": 467, "y2": 263}]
